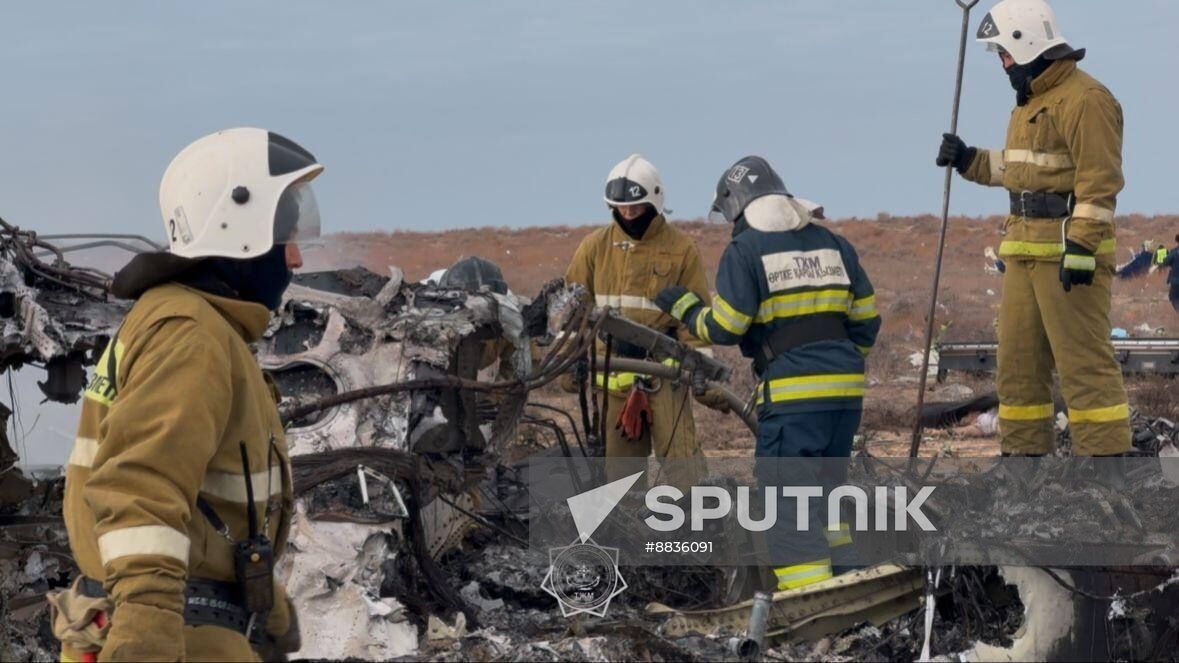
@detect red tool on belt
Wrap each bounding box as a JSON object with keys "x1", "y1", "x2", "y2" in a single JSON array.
[{"x1": 81, "y1": 611, "x2": 107, "y2": 663}]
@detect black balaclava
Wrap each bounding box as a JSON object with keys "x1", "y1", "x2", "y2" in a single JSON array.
[
  {"x1": 1007, "y1": 55, "x2": 1054, "y2": 106},
  {"x1": 611, "y1": 203, "x2": 659, "y2": 241},
  {"x1": 178, "y1": 244, "x2": 292, "y2": 310}
]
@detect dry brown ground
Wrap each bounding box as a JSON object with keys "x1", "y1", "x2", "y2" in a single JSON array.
[{"x1": 310, "y1": 214, "x2": 1179, "y2": 457}]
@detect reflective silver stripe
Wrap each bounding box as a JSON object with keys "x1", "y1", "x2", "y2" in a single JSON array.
[
  {"x1": 1004, "y1": 149, "x2": 1074, "y2": 169},
  {"x1": 766, "y1": 379, "x2": 865, "y2": 398},
  {"x1": 201, "y1": 466, "x2": 283, "y2": 503},
  {"x1": 757, "y1": 294, "x2": 850, "y2": 320},
  {"x1": 594, "y1": 294, "x2": 660, "y2": 312},
  {"x1": 670, "y1": 292, "x2": 701, "y2": 320},
  {"x1": 68, "y1": 437, "x2": 99, "y2": 468},
  {"x1": 696, "y1": 347, "x2": 715, "y2": 358},
  {"x1": 987, "y1": 149, "x2": 1005, "y2": 185},
  {"x1": 98, "y1": 525, "x2": 190, "y2": 565},
  {"x1": 1072, "y1": 203, "x2": 1115, "y2": 224}
]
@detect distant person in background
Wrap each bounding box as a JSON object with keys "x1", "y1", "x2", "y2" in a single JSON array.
[
  {"x1": 563, "y1": 154, "x2": 725, "y2": 484},
  {"x1": 1155, "y1": 233, "x2": 1179, "y2": 311}
]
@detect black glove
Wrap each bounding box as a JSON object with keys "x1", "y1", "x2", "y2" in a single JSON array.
[
  {"x1": 1059, "y1": 240, "x2": 1096, "y2": 292},
  {"x1": 936, "y1": 133, "x2": 977, "y2": 173},
  {"x1": 654, "y1": 285, "x2": 702, "y2": 321}
]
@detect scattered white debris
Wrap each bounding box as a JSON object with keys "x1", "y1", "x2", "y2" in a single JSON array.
[{"x1": 427, "y1": 613, "x2": 469, "y2": 641}]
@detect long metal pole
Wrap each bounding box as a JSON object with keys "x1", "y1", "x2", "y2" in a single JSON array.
[{"x1": 909, "y1": 0, "x2": 981, "y2": 458}]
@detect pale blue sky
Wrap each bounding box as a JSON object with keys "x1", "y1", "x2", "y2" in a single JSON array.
[
  {"x1": 2, "y1": 1, "x2": 1176, "y2": 242},
  {"x1": 3, "y1": 1, "x2": 1178, "y2": 466}
]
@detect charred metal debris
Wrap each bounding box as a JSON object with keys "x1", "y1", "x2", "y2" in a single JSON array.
[{"x1": 1, "y1": 226, "x2": 1178, "y2": 660}]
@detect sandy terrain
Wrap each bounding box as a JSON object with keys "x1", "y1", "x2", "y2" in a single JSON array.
[{"x1": 310, "y1": 214, "x2": 1179, "y2": 456}]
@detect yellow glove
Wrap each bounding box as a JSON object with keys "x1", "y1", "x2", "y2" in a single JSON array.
[
  {"x1": 693, "y1": 385, "x2": 731, "y2": 414},
  {"x1": 99, "y1": 602, "x2": 185, "y2": 662}
]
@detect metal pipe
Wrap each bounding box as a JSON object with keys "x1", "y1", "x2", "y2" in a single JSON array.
[
  {"x1": 910, "y1": 0, "x2": 981, "y2": 458},
  {"x1": 588, "y1": 357, "x2": 757, "y2": 434}
]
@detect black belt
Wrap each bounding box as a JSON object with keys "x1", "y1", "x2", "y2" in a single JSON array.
[
  {"x1": 754, "y1": 315, "x2": 849, "y2": 374},
  {"x1": 79, "y1": 576, "x2": 265, "y2": 643},
  {"x1": 1010, "y1": 190, "x2": 1074, "y2": 218}
]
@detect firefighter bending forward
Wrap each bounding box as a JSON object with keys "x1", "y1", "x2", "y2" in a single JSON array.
[
  {"x1": 657, "y1": 156, "x2": 880, "y2": 590},
  {"x1": 937, "y1": 0, "x2": 1131, "y2": 456},
  {"x1": 53, "y1": 128, "x2": 322, "y2": 661},
  {"x1": 564, "y1": 154, "x2": 727, "y2": 484}
]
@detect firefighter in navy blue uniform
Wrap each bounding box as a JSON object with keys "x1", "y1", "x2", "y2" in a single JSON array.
[{"x1": 656, "y1": 156, "x2": 881, "y2": 590}]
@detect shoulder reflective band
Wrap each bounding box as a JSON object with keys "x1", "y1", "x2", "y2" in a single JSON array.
[{"x1": 84, "y1": 331, "x2": 126, "y2": 407}]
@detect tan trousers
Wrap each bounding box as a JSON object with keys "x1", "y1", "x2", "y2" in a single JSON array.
[
  {"x1": 996, "y1": 258, "x2": 1130, "y2": 455},
  {"x1": 601, "y1": 379, "x2": 706, "y2": 489}
]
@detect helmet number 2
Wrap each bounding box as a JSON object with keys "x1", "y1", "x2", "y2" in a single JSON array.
[{"x1": 169, "y1": 218, "x2": 177, "y2": 243}]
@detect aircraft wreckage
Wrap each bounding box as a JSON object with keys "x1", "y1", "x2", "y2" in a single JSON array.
[{"x1": 1, "y1": 221, "x2": 1177, "y2": 661}]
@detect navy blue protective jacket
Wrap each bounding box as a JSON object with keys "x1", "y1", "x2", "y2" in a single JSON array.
[{"x1": 681, "y1": 196, "x2": 881, "y2": 414}]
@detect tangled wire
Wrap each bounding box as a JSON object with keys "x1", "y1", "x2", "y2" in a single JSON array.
[
  {"x1": 0, "y1": 216, "x2": 114, "y2": 300},
  {"x1": 281, "y1": 283, "x2": 601, "y2": 425}
]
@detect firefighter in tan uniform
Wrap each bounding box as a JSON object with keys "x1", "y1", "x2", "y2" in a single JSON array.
[
  {"x1": 937, "y1": 0, "x2": 1130, "y2": 456},
  {"x1": 52, "y1": 128, "x2": 323, "y2": 661},
  {"x1": 564, "y1": 155, "x2": 727, "y2": 477}
]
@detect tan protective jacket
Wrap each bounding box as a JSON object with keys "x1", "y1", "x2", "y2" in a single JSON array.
[
  {"x1": 565, "y1": 215, "x2": 711, "y2": 351},
  {"x1": 962, "y1": 60, "x2": 1123, "y2": 260},
  {"x1": 64, "y1": 283, "x2": 293, "y2": 658}
]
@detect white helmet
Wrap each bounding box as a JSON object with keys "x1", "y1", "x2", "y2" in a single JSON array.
[
  {"x1": 158, "y1": 127, "x2": 324, "y2": 260},
  {"x1": 603, "y1": 154, "x2": 664, "y2": 214},
  {"x1": 976, "y1": 0, "x2": 1081, "y2": 66}
]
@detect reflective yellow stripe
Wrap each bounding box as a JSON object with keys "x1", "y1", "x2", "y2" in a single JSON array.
[
  {"x1": 1069, "y1": 403, "x2": 1129, "y2": 424},
  {"x1": 856, "y1": 344, "x2": 871, "y2": 356},
  {"x1": 998, "y1": 403, "x2": 1054, "y2": 421},
  {"x1": 998, "y1": 238, "x2": 1116, "y2": 257},
  {"x1": 774, "y1": 559, "x2": 833, "y2": 590},
  {"x1": 1062, "y1": 254, "x2": 1096, "y2": 271},
  {"x1": 68, "y1": 437, "x2": 98, "y2": 468},
  {"x1": 595, "y1": 371, "x2": 638, "y2": 394},
  {"x1": 713, "y1": 294, "x2": 752, "y2": 334},
  {"x1": 98, "y1": 525, "x2": 190, "y2": 565},
  {"x1": 1004, "y1": 149, "x2": 1074, "y2": 169},
  {"x1": 1072, "y1": 203, "x2": 1115, "y2": 224},
  {"x1": 670, "y1": 292, "x2": 701, "y2": 320},
  {"x1": 84, "y1": 337, "x2": 125, "y2": 407},
  {"x1": 755, "y1": 288, "x2": 851, "y2": 324},
  {"x1": 758, "y1": 374, "x2": 866, "y2": 404},
  {"x1": 1157, "y1": 248, "x2": 1169, "y2": 265},
  {"x1": 848, "y1": 295, "x2": 877, "y2": 322},
  {"x1": 695, "y1": 310, "x2": 713, "y2": 344},
  {"x1": 201, "y1": 466, "x2": 284, "y2": 503},
  {"x1": 987, "y1": 149, "x2": 1006, "y2": 184},
  {"x1": 825, "y1": 523, "x2": 853, "y2": 548}
]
